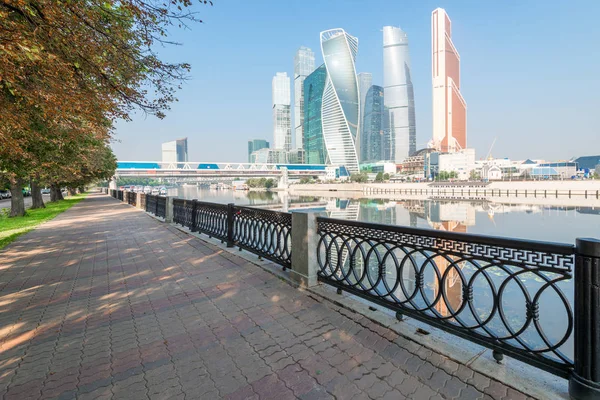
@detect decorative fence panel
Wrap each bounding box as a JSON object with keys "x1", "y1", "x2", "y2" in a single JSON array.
[
  {"x1": 139, "y1": 193, "x2": 146, "y2": 211},
  {"x1": 191, "y1": 201, "x2": 229, "y2": 241},
  {"x1": 316, "y1": 217, "x2": 575, "y2": 378},
  {"x1": 146, "y1": 194, "x2": 157, "y2": 214},
  {"x1": 156, "y1": 196, "x2": 166, "y2": 219},
  {"x1": 233, "y1": 206, "x2": 292, "y2": 270},
  {"x1": 117, "y1": 190, "x2": 124, "y2": 201},
  {"x1": 127, "y1": 191, "x2": 137, "y2": 207}
]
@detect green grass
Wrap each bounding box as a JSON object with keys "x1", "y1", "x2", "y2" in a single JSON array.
[{"x1": 0, "y1": 193, "x2": 87, "y2": 249}]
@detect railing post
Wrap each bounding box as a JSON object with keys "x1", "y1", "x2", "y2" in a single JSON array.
[
  {"x1": 570, "y1": 238, "x2": 600, "y2": 400},
  {"x1": 155, "y1": 195, "x2": 159, "y2": 215},
  {"x1": 136, "y1": 192, "x2": 142, "y2": 209},
  {"x1": 226, "y1": 203, "x2": 235, "y2": 247},
  {"x1": 165, "y1": 197, "x2": 174, "y2": 223},
  {"x1": 290, "y1": 212, "x2": 318, "y2": 287}
]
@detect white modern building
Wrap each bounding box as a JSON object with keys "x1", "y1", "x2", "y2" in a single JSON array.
[
  {"x1": 357, "y1": 71, "x2": 373, "y2": 159},
  {"x1": 272, "y1": 72, "x2": 292, "y2": 151},
  {"x1": 320, "y1": 29, "x2": 361, "y2": 174},
  {"x1": 425, "y1": 148, "x2": 475, "y2": 180},
  {"x1": 383, "y1": 26, "x2": 416, "y2": 163},
  {"x1": 161, "y1": 138, "x2": 188, "y2": 164},
  {"x1": 294, "y1": 47, "x2": 315, "y2": 151}
]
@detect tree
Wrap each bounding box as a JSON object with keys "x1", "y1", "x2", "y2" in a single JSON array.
[
  {"x1": 350, "y1": 173, "x2": 368, "y2": 183},
  {"x1": 1, "y1": 0, "x2": 212, "y2": 215},
  {"x1": 264, "y1": 179, "x2": 275, "y2": 189},
  {"x1": 383, "y1": 173, "x2": 390, "y2": 181},
  {"x1": 375, "y1": 172, "x2": 384, "y2": 182},
  {"x1": 469, "y1": 170, "x2": 480, "y2": 181}
]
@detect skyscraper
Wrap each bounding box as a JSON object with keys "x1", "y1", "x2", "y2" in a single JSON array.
[
  {"x1": 272, "y1": 72, "x2": 291, "y2": 150},
  {"x1": 432, "y1": 8, "x2": 467, "y2": 153},
  {"x1": 161, "y1": 138, "x2": 188, "y2": 166},
  {"x1": 361, "y1": 85, "x2": 385, "y2": 162},
  {"x1": 248, "y1": 139, "x2": 269, "y2": 163},
  {"x1": 294, "y1": 47, "x2": 315, "y2": 151},
  {"x1": 357, "y1": 72, "x2": 372, "y2": 161},
  {"x1": 383, "y1": 26, "x2": 416, "y2": 163},
  {"x1": 303, "y1": 64, "x2": 328, "y2": 165},
  {"x1": 320, "y1": 29, "x2": 360, "y2": 173}
]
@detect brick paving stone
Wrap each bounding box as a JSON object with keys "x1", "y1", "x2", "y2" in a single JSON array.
[{"x1": 0, "y1": 194, "x2": 532, "y2": 400}]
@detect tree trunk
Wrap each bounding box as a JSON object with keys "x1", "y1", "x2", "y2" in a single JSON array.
[
  {"x1": 50, "y1": 184, "x2": 64, "y2": 202},
  {"x1": 30, "y1": 179, "x2": 45, "y2": 209},
  {"x1": 68, "y1": 187, "x2": 77, "y2": 196},
  {"x1": 78, "y1": 187, "x2": 85, "y2": 194},
  {"x1": 9, "y1": 179, "x2": 25, "y2": 217}
]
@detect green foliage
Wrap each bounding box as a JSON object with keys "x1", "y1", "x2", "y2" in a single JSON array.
[
  {"x1": 299, "y1": 177, "x2": 315, "y2": 184},
  {"x1": 383, "y1": 173, "x2": 390, "y2": 181},
  {"x1": 375, "y1": 172, "x2": 384, "y2": 182},
  {"x1": 469, "y1": 170, "x2": 481, "y2": 180},
  {"x1": 350, "y1": 173, "x2": 369, "y2": 183},
  {"x1": 437, "y1": 171, "x2": 458, "y2": 181},
  {"x1": 245, "y1": 178, "x2": 275, "y2": 189},
  {"x1": 0, "y1": 193, "x2": 87, "y2": 249},
  {"x1": 116, "y1": 177, "x2": 163, "y2": 186}
]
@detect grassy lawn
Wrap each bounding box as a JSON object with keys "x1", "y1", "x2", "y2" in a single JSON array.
[{"x1": 0, "y1": 193, "x2": 87, "y2": 250}]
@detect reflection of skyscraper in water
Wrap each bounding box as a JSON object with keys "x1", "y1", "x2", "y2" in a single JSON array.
[
  {"x1": 326, "y1": 199, "x2": 360, "y2": 221},
  {"x1": 425, "y1": 201, "x2": 475, "y2": 316},
  {"x1": 409, "y1": 213, "x2": 417, "y2": 227}
]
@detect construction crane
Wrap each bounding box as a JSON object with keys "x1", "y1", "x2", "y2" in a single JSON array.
[{"x1": 485, "y1": 137, "x2": 497, "y2": 160}]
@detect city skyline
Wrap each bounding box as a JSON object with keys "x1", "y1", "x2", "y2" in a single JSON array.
[{"x1": 111, "y1": 1, "x2": 600, "y2": 163}]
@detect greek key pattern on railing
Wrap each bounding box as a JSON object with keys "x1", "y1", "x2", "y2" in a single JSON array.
[
  {"x1": 233, "y1": 206, "x2": 292, "y2": 269},
  {"x1": 192, "y1": 201, "x2": 229, "y2": 240},
  {"x1": 316, "y1": 217, "x2": 575, "y2": 378}
]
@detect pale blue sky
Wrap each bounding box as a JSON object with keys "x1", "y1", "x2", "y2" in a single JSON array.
[{"x1": 112, "y1": 0, "x2": 600, "y2": 163}]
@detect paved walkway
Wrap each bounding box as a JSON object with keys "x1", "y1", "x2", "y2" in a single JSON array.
[{"x1": 0, "y1": 194, "x2": 532, "y2": 400}]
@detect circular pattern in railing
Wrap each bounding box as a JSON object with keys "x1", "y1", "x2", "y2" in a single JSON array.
[
  {"x1": 233, "y1": 207, "x2": 292, "y2": 269},
  {"x1": 317, "y1": 219, "x2": 574, "y2": 374}
]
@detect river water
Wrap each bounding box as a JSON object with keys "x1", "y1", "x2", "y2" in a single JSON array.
[{"x1": 170, "y1": 185, "x2": 600, "y2": 363}]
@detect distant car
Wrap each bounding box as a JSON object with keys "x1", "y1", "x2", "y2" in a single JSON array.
[
  {"x1": 22, "y1": 188, "x2": 31, "y2": 197},
  {"x1": 41, "y1": 188, "x2": 51, "y2": 195},
  {"x1": 0, "y1": 190, "x2": 10, "y2": 199}
]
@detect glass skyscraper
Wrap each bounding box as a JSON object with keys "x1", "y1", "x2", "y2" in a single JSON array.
[
  {"x1": 272, "y1": 72, "x2": 291, "y2": 150},
  {"x1": 303, "y1": 65, "x2": 327, "y2": 165},
  {"x1": 294, "y1": 47, "x2": 315, "y2": 151},
  {"x1": 161, "y1": 138, "x2": 188, "y2": 167},
  {"x1": 383, "y1": 26, "x2": 416, "y2": 162},
  {"x1": 320, "y1": 29, "x2": 360, "y2": 173},
  {"x1": 361, "y1": 85, "x2": 385, "y2": 162},
  {"x1": 248, "y1": 139, "x2": 269, "y2": 163},
  {"x1": 357, "y1": 72, "x2": 372, "y2": 161}
]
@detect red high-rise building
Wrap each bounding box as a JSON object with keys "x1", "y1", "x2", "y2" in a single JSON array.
[{"x1": 432, "y1": 8, "x2": 467, "y2": 153}]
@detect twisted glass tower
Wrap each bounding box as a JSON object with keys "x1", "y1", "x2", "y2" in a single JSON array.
[{"x1": 320, "y1": 29, "x2": 360, "y2": 173}]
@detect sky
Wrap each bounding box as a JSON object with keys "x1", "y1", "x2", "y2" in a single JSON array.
[{"x1": 111, "y1": 0, "x2": 600, "y2": 163}]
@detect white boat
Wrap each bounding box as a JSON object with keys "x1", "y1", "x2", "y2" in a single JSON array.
[
  {"x1": 144, "y1": 186, "x2": 151, "y2": 194},
  {"x1": 151, "y1": 188, "x2": 160, "y2": 195},
  {"x1": 159, "y1": 187, "x2": 167, "y2": 195}
]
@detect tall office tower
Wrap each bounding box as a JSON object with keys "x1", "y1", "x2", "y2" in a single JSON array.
[
  {"x1": 432, "y1": 8, "x2": 467, "y2": 152},
  {"x1": 248, "y1": 139, "x2": 270, "y2": 163},
  {"x1": 361, "y1": 85, "x2": 385, "y2": 162},
  {"x1": 162, "y1": 138, "x2": 188, "y2": 165},
  {"x1": 357, "y1": 72, "x2": 373, "y2": 161},
  {"x1": 272, "y1": 72, "x2": 292, "y2": 150},
  {"x1": 303, "y1": 65, "x2": 328, "y2": 165},
  {"x1": 320, "y1": 29, "x2": 360, "y2": 173},
  {"x1": 294, "y1": 47, "x2": 315, "y2": 152},
  {"x1": 383, "y1": 26, "x2": 416, "y2": 163}
]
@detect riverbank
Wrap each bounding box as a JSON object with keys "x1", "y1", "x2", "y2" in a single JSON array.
[
  {"x1": 0, "y1": 193, "x2": 87, "y2": 249},
  {"x1": 289, "y1": 180, "x2": 600, "y2": 198}
]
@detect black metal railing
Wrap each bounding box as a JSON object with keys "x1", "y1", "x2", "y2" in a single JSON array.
[
  {"x1": 117, "y1": 190, "x2": 123, "y2": 201},
  {"x1": 139, "y1": 193, "x2": 146, "y2": 211},
  {"x1": 172, "y1": 200, "x2": 292, "y2": 269},
  {"x1": 316, "y1": 217, "x2": 575, "y2": 378},
  {"x1": 127, "y1": 191, "x2": 137, "y2": 207},
  {"x1": 234, "y1": 206, "x2": 292, "y2": 269},
  {"x1": 145, "y1": 194, "x2": 166, "y2": 219},
  {"x1": 110, "y1": 189, "x2": 117, "y2": 198}
]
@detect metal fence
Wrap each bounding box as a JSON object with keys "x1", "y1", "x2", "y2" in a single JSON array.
[
  {"x1": 127, "y1": 191, "x2": 137, "y2": 207},
  {"x1": 316, "y1": 217, "x2": 576, "y2": 378},
  {"x1": 117, "y1": 190, "x2": 123, "y2": 201},
  {"x1": 172, "y1": 200, "x2": 292, "y2": 269},
  {"x1": 139, "y1": 193, "x2": 146, "y2": 211},
  {"x1": 145, "y1": 194, "x2": 166, "y2": 219}
]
